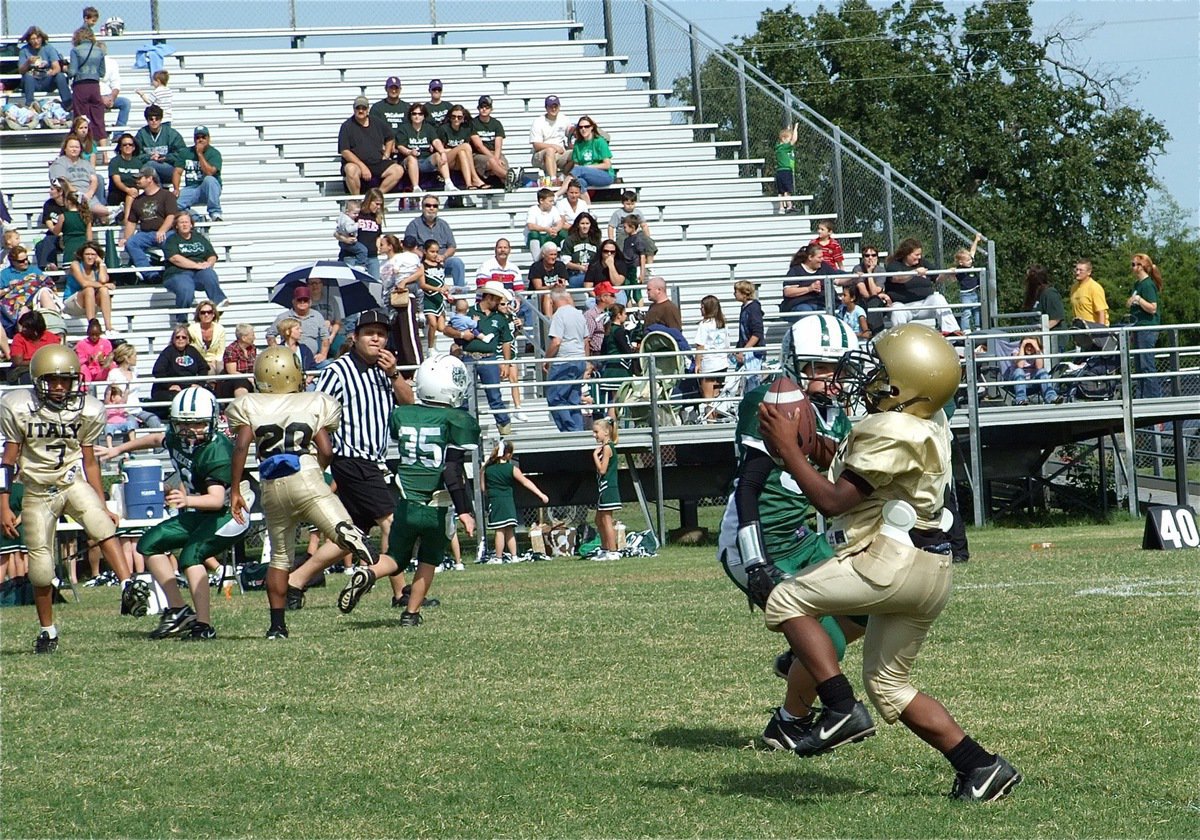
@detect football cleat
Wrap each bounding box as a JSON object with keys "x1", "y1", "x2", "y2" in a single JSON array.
[
  {"x1": 396, "y1": 585, "x2": 439, "y2": 609},
  {"x1": 399, "y1": 610, "x2": 423, "y2": 627},
  {"x1": 949, "y1": 755, "x2": 1022, "y2": 803},
  {"x1": 337, "y1": 568, "x2": 376, "y2": 614},
  {"x1": 792, "y1": 701, "x2": 877, "y2": 757},
  {"x1": 185, "y1": 622, "x2": 217, "y2": 641},
  {"x1": 265, "y1": 626, "x2": 289, "y2": 640},
  {"x1": 120, "y1": 578, "x2": 151, "y2": 617},
  {"x1": 285, "y1": 586, "x2": 305, "y2": 611},
  {"x1": 332, "y1": 522, "x2": 378, "y2": 568},
  {"x1": 149, "y1": 605, "x2": 196, "y2": 639},
  {"x1": 34, "y1": 631, "x2": 59, "y2": 654},
  {"x1": 762, "y1": 707, "x2": 815, "y2": 751}
]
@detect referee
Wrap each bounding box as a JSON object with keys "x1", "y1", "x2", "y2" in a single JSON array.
[{"x1": 286, "y1": 310, "x2": 414, "y2": 602}]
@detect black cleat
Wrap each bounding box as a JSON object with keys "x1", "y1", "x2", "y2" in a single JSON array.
[
  {"x1": 396, "y1": 584, "x2": 439, "y2": 609},
  {"x1": 185, "y1": 622, "x2": 217, "y2": 641},
  {"x1": 762, "y1": 707, "x2": 814, "y2": 751},
  {"x1": 149, "y1": 605, "x2": 197, "y2": 639},
  {"x1": 35, "y1": 631, "x2": 59, "y2": 654},
  {"x1": 285, "y1": 585, "x2": 305, "y2": 611},
  {"x1": 792, "y1": 701, "x2": 877, "y2": 757},
  {"x1": 950, "y1": 755, "x2": 1022, "y2": 802},
  {"x1": 333, "y1": 521, "x2": 378, "y2": 568},
  {"x1": 773, "y1": 649, "x2": 795, "y2": 680},
  {"x1": 337, "y1": 568, "x2": 376, "y2": 614},
  {"x1": 120, "y1": 578, "x2": 151, "y2": 617},
  {"x1": 399, "y1": 610, "x2": 423, "y2": 627},
  {"x1": 265, "y1": 626, "x2": 289, "y2": 640}
]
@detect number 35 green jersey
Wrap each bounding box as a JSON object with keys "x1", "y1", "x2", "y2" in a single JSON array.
[{"x1": 389, "y1": 404, "x2": 479, "y2": 504}]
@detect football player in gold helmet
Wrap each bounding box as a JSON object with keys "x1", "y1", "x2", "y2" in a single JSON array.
[
  {"x1": 757, "y1": 323, "x2": 1021, "y2": 802},
  {"x1": 0, "y1": 345, "x2": 149, "y2": 653}
]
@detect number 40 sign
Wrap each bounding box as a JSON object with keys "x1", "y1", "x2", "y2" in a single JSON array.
[{"x1": 1142, "y1": 505, "x2": 1200, "y2": 550}]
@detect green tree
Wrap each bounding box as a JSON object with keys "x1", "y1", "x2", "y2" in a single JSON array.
[{"x1": 680, "y1": 0, "x2": 1172, "y2": 312}]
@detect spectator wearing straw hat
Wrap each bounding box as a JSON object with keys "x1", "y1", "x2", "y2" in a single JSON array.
[{"x1": 446, "y1": 280, "x2": 513, "y2": 435}]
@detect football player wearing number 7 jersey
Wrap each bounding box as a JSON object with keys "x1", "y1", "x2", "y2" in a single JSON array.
[
  {"x1": 228, "y1": 346, "x2": 377, "y2": 640},
  {"x1": 337, "y1": 353, "x2": 478, "y2": 627}
]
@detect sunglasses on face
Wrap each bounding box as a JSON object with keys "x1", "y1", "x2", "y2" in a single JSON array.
[
  {"x1": 423, "y1": 203, "x2": 438, "y2": 209},
  {"x1": 200, "y1": 309, "x2": 215, "y2": 315}
]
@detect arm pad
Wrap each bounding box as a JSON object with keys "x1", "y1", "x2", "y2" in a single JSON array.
[
  {"x1": 444, "y1": 448, "x2": 471, "y2": 516},
  {"x1": 734, "y1": 447, "x2": 774, "y2": 525},
  {"x1": 0, "y1": 463, "x2": 16, "y2": 493}
]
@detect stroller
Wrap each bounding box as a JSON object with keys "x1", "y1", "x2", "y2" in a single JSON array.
[
  {"x1": 1054, "y1": 319, "x2": 1120, "y2": 401},
  {"x1": 616, "y1": 327, "x2": 692, "y2": 427}
]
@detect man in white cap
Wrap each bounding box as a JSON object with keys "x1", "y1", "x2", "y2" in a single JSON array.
[
  {"x1": 443, "y1": 280, "x2": 513, "y2": 434},
  {"x1": 529, "y1": 94, "x2": 573, "y2": 183}
]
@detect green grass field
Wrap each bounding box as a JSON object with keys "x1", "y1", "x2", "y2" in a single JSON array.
[{"x1": 2, "y1": 519, "x2": 1197, "y2": 838}]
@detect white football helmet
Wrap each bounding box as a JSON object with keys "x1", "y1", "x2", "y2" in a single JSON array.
[
  {"x1": 414, "y1": 354, "x2": 469, "y2": 408},
  {"x1": 781, "y1": 313, "x2": 860, "y2": 385},
  {"x1": 169, "y1": 386, "x2": 219, "y2": 452},
  {"x1": 835, "y1": 323, "x2": 960, "y2": 418},
  {"x1": 101, "y1": 16, "x2": 126, "y2": 36}
]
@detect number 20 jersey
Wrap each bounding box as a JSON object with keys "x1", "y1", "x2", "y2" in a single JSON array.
[
  {"x1": 0, "y1": 389, "x2": 105, "y2": 489},
  {"x1": 389, "y1": 403, "x2": 479, "y2": 504},
  {"x1": 225, "y1": 391, "x2": 342, "y2": 473}
]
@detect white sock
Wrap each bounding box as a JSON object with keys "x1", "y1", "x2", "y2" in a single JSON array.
[{"x1": 41, "y1": 625, "x2": 58, "y2": 639}]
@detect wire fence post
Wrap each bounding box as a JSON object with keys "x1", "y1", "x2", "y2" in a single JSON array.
[
  {"x1": 150, "y1": 0, "x2": 160, "y2": 32},
  {"x1": 963, "y1": 348, "x2": 985, "y2": 526},
  {"x1": 933, "y1": 202, "x2": 946, "y2": 267},
  {"x1": 882, "y1": 163, "x2": 894, "y2": 248},
  {"x1": 984, "y1": 238, "x2": 997, "y2": 330},
  {"x1": 689, "y1": 24, "x2": 702, "y2": 123},
  {"x1": 735, "y1": 56, "x2": 750, "y2": 160},
  {"x1": 831, "y1": 125, "x2": 845, "y2": 226},
  {"x1": 646, "y1": 356, "x2": 666, "y2": 545},
  {"x1": 602, "y1": 0, "x2": 615, "y2": 73},
  {"x1": 643, "y1": 0, "x2": 659, "y2": 106}
]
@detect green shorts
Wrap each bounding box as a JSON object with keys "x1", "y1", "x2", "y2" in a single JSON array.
[
  {"x1": 137, "y1": 509, "x2": 250, "y2": 569},
  {"x1": 386, "y1": 497, "x2": 450, "y2": 567}
]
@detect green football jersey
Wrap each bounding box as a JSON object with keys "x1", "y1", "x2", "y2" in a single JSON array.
[
  {"x1": 165, "y1": 429, "x2": 233, "y2": 504},
  {"x1": 734, "y1": 383, "x2": 851, "y2": 557},
  {"x1": 389, "y1": 404, "x2": 480, "y2": 503}
]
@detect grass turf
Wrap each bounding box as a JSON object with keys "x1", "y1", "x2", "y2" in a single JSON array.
[{"x1": 1, "y1": 519, "x2": 1197, "y2": 838}]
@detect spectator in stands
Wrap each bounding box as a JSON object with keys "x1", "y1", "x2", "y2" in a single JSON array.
[
  {"x1": 528, "y1": 242, "x2": 570, "y2": 319},
  {"x1": 339, "y1": 95, "x2": 404, "y2": 195},
  {"x1": 220, "y1": 323, "x2": 257, "y2": 399},
  {"x1": 136, "y1": 70, "x2": 175, "y2": 127},
  {"x1": 883, "y1": 238, "x2": 961, "y2": 333},
  {"x1": 1069, "y1": 258, "x2": 1108, "y2": 326},
  {"x1": 69, "y1": 116, "x2": 99, "y2": 164},
  {"x1": 370, "y1": 76, "x2": 410, "y2": 140},
  {"x1": 782, "y1": 244, "x2": 831, "y2": 314},
  {"x1": 18, "y1": 27, "x2": 71, "y2": 108},
  {"x1": 563, "y1": 212, "x2": 600, "y2": 289},
  {"x1": 529, "y1": 95, "x2": 573, "y2": 182},
  {"x1": 49, "y1": 136, "x2": 109, "y2": 221},
  {"x1": 150, "y1": 324, "x2": 208, "y2": 411},
  {"x1": 444, "y1": 280, "x2": 514, "y2": 435},
  {"x1": 74, "y1": 318, "x2": 114, "y2": 383},
  {"x1": 542, "y1": 288, "x2": 588, "y2": 432},
  {"x1": 584, "y1": 281, "x2": 617, "y2": 359},
  {"x1": 0, "y1": 247, "x2": 56, "y2": 347},
  {"x1": 952, "y1": 232, "x2": 985, "y2": 331},
  {"x1": 162, "y1": 213, "x2": 225, "y2": 318},
  {"x1": 525, "y1": 188, "x2": 568, "y2": 260},
  {"x1": 134, "y1": 104, "x2": 185, "y2": 186},
  {"x1": 10, "y1": 311, "x2": 62, "y2": 366},
  {"x1": 595, "y1": 303, "x2": 636, "y2": 421},
  {"x1": 106, "y1": 344, "x2": 161, "y2": 428},
  {"x1": 733, "y1": 280, "x2": 765, "y2": 391},
  {"x1": 83, "y1": 7, "x2": 100, "y2": 32},
  {"x1": 68, "y1": 26, "x2": 108, "y2": 159},
  {"x1": 64, "y1": 241, "x2": 117, "y2": 335},
  {"x1": 809, "y1": 220, "x2": 844, "y2": 270},
  {"x1": 607, "y1": 191, "x2": 657, "y2": 261},
  {"x1": 568, "y1": 115, "x2": 614, "y2": 192},
  {"x1": 107, "y1": 132, "x2": 143, "y2": 221},
  {"x1": 393, "y1": 103, "x2": 457, "y2": 195},
  {"x1": 439, "y1": 104, "x2": 485, "y2": 191},
  {"x1": 1127, "y1": 253, "x2": 1163, "y2": 399},
  {"x1": 334, "y1": 199, "x2": 367, "y2": 268},
  {"x1": 475, "y1": 237, "x2": 534, "y2": 327},
  {"x1": 692, "y1": 295, "x2": 731, "y2": 420},
  {"x1": 174, "y1": 125, "x2": 223, "y2": 222},
  {"x1": 355, "y1": 188, "x2": 385, "y2": 280},
  {"x1": 404, "y1": 194, "x2": 466, "y2": 293},
  {"x1": 123, "y1": 166, "x2": 177, "y2": 282},
  {"x1": 379, "y1": 234, "x2": 424, "y2": 370},
  {"x1": 99, "y1": 54, "x2": 130, "y2": 134},
  {"x1": 555, "y1": 179, "x2": 590, "y2": 226},
  {"x1": 1022, "y1": 264, "x2": 1065, "y2": 335},
  {"x1": 850, "y1": 244, "x2": 888, "y2": 336},
  {"x1": 267, "y1": 286, "x2": 330, "y2": 364},
  {"x1": 836, "y1": 286, "x2": 871, "y2": 340},
  {"x1": 35, "y1": 181, "x2": 68, "y2": 270},
  {"x1": 470, "y1": 96, "x2": 514, "y2": 188},
  {"x1": 585, "y1": 239, "x2": 629, "y2": 307},
  {"x1": 774, "y1": 123, "x2": 798, "y2": 213},
  {"x1": 643, "y1": 276, "x2": 682, "y2": 331},
  {"x1": 54, "y1": 180, "x2": 93, "y2": 270},
  {"x1": 187, "y1": 300, "x2": 225, "y2": 376},
  {"x1": 620, "y1": 215, "x2": 652, "y2": 306},
  {"x1": 424, "y1": 79, "x2": 452, "y2": 125},
  {"x1": 308, "y1": 276, "x2": 348, "y2": 355},
  {"x1": 1005, "y1": 337, "x2": 1058, "y2": 406}
]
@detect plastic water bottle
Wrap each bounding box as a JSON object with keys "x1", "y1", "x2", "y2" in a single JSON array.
[{"x1": 615, "y1": 522, "x2": 627, "y2": 550}]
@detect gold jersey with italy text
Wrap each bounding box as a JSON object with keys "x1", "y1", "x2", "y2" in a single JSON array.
[
  {"x1": 225, "y1": 391, "x2": 341, "y2": 472},
  {"x1": 0, "y1": 389, "x2": 105, "y2": 490},
  {"x1": 829, "y1": 409, "x2": 952, "y2": 555}
]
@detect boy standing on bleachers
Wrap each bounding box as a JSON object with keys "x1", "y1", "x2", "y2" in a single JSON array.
[
  {"x1": 607, "y1": 191, "x2": 658, "y2": 261},
  {"x1": 774, "y1": 123, "x2": 798, "y2": 213}
]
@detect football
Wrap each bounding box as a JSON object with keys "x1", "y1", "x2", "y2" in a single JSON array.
[{"x1": 761, "y1": 377, "x2": 818, "y2": 462}]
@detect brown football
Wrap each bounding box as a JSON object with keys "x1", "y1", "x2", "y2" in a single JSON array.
[{"x1": 762, "y1": 377, "x2": 818, "y2": 461}]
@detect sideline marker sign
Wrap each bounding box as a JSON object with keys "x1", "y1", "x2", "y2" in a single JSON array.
[{"x1": 1142, "y1": 505, "x2": 1200, "y2": 550}]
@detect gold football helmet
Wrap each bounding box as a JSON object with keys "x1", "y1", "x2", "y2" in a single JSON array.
[
  {"x1": 836, "y1": 323, "x2": 960, "y2": 418},
  {"x1": 31, "y1": 344, "x2": 84, "y2": 410},
  {"x1": 254, "y1": 346, "x2": 305, "y2": 394}
]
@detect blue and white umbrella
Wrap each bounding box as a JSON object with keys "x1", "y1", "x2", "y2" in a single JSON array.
[{"x1": 270, "y1": 261, "x2": 383, "y2": 316}]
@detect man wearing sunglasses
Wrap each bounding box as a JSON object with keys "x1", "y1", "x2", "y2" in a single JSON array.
[{"x1": 338, "y1": 94, "x2": 403, "y2": 195}]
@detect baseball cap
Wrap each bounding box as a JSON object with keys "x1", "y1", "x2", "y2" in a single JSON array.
[
  {"x1": 193, "y1": 125, "x2": 209, "y2": 136},
  {"x1": 478, "y1": 95, "x2": 493, "y2": 108},
  {"x1": 544, "y1": 95, "x2": 560, "y2": 108},
  {"x1": 137, "y1": 165, "x2": 159, "y2": 183},
  {"x1": 385, "y1": 76, "x2": 402, "y2": 89},
  {"x1": 353, "y1": 95, "x2": 370, "y2": 108},
  {"x1": 293, "y1": 285, "x2": 312, "y2": 302},
  {"x1": 428, "y1": 79, "x2": 443, "y2": 91},
  {"x1": 592, "y1": 281, "x2": 618, "y2": 297},
  {"x1": 355, "y1": 310, "x2": 391, "y2": 330}
]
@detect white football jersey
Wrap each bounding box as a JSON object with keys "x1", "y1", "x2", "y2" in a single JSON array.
[{"x1": 0, "y1": 389, "x2": 105, "y2": 489}]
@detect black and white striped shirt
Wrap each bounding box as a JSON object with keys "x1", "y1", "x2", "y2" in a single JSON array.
[{"x1": 314, "y1": 352, "x2": 394, "y2": 462}]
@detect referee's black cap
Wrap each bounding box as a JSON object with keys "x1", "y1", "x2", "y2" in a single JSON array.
[{"x1": 356, "y1": 310, "x2": 391, "y2": 330}]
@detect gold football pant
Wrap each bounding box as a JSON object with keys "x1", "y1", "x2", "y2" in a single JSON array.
[
  {"x1": 24, "y1": 478, "x2": 117, "y2": 587},
  {"x1": 260, "y1": 467, "x2": 355, "y2": 570}
]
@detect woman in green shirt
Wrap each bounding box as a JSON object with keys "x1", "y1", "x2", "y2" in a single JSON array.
[
  {"x1": 1127, "y1": 253, "x2": 1162, "y2": 398},
  {"x1": 566, "y1": 116, "x2": 614, "y2": 192}
]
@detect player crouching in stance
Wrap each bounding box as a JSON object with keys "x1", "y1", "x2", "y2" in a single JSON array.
[
  {"x1": 758, "y1": 323, "x2": 1021, "y2": 802},
  {"x1": 100, "y1": 386, "x2": 252, "y2": 640},
  {"x1": 337, "y1": 354, "x2": 478, "y2": 627},
  {"x1": 228, "y1": 346, "x2": 377, "y2": 639},
  {"x1": 0, "y1": 345, "x2": 150, "y2": 653},
  {"x1": 717, "y1": 313, "x2": 867, "y2": 750}
]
